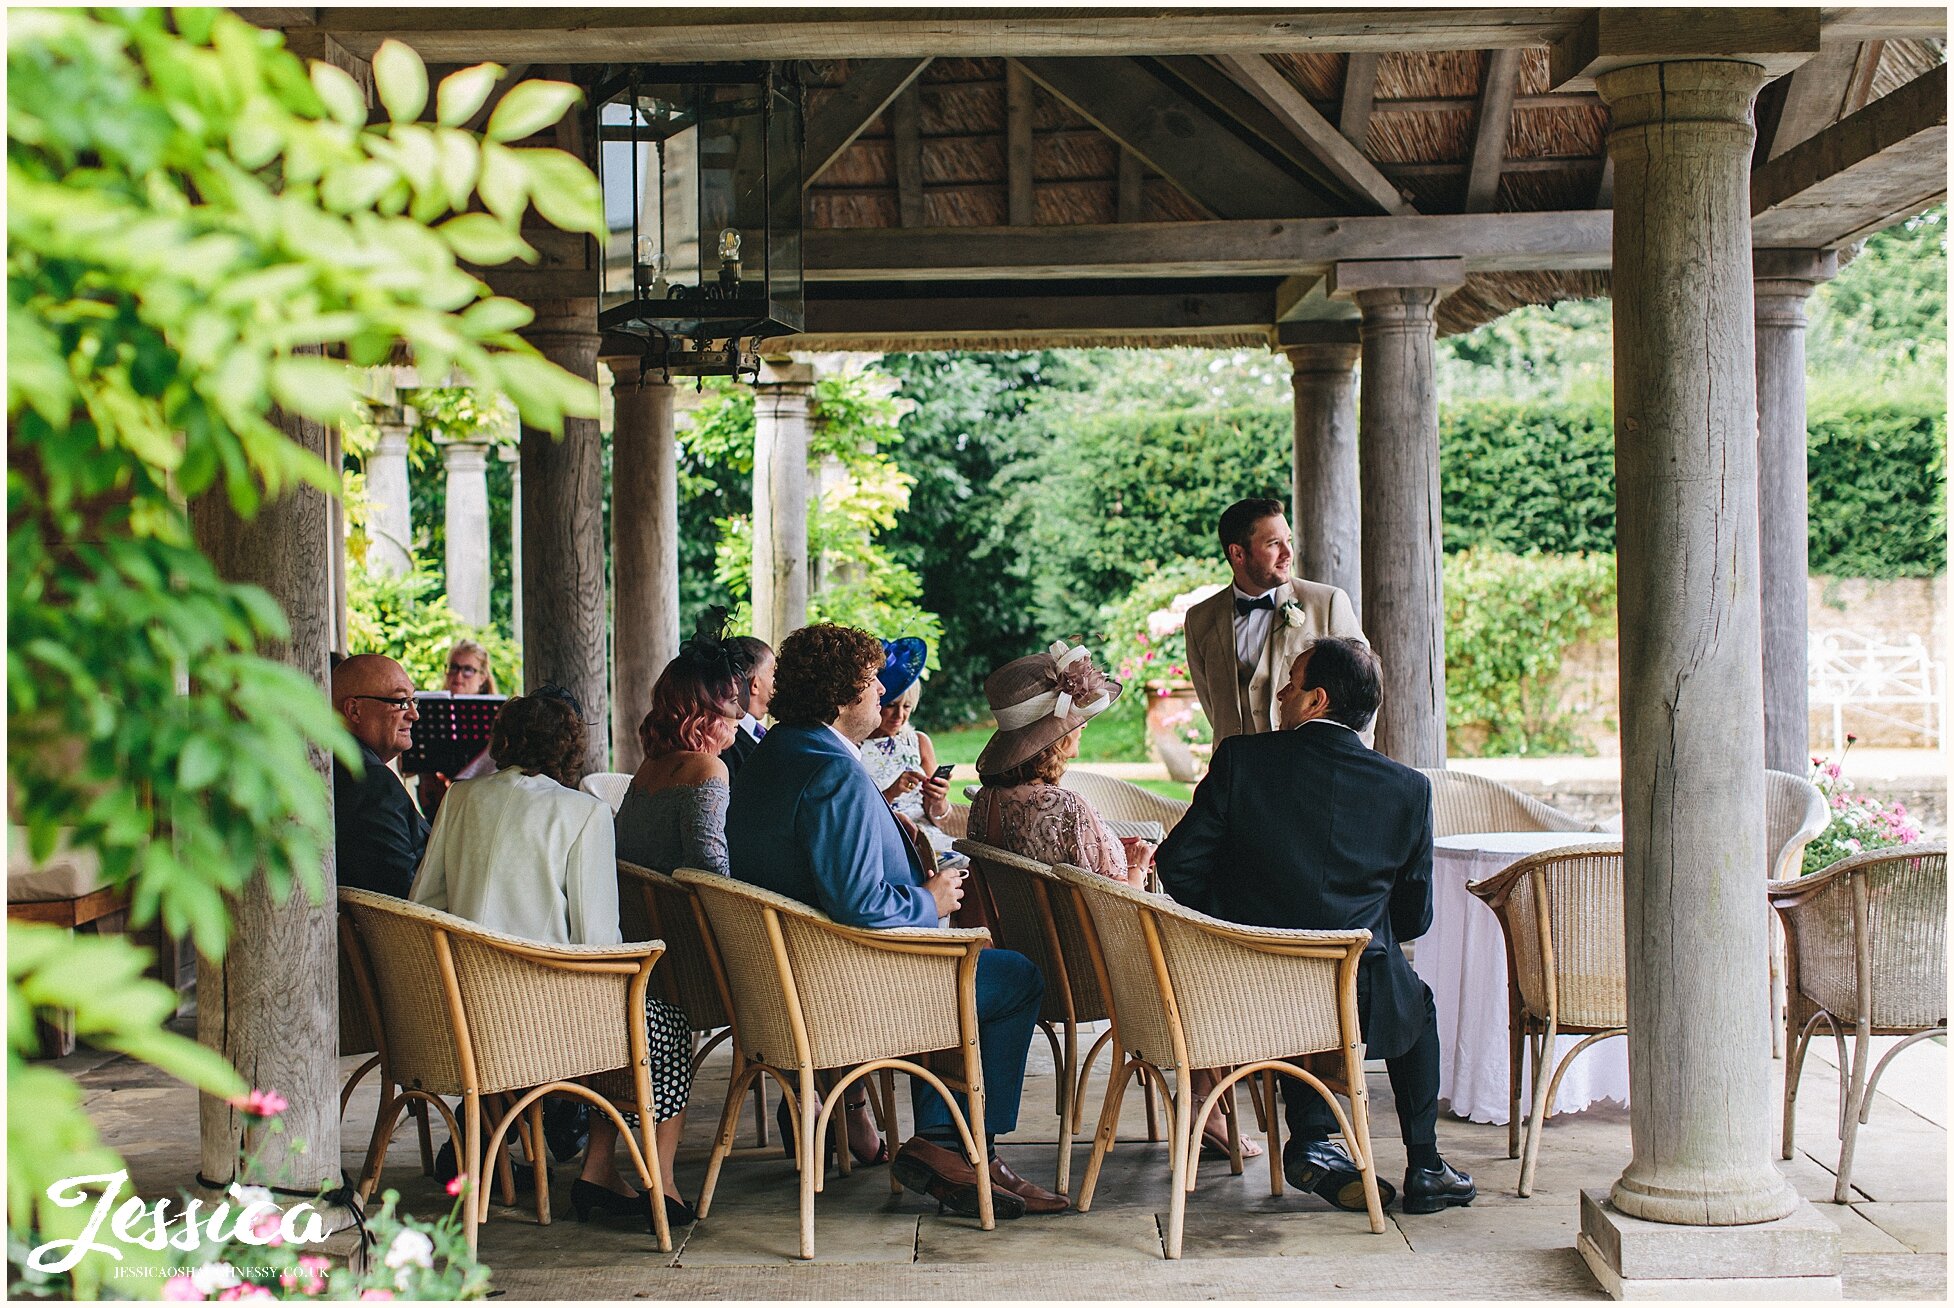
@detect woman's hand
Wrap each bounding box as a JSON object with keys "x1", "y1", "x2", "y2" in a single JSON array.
[
  {"x1": 919, "y1": 772, "x2": 951, "y2": 819},
  {"x1": 1120, "y1": 835, "x2": 1157, "y2": 872},
  {"x1": 883, "y1": 768, "x2": 926, "y2": 802}
]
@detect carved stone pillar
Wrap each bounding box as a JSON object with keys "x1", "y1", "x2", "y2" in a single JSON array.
[
  {"x1": 1283, "y1": 332, "x2": 1363, "y2": 608},
  {"x1": 440, "y1": 440, "x2": 491, "y2": 627},
  {"x1": 365, "y1": 414, "x2": 414, "y2": 578},
  {"x1": 751, "y1": 359, "x2": 814, "y2": 649},
  {"x1": 604, "y1": 355, "x2": 679, "y2": 773}
]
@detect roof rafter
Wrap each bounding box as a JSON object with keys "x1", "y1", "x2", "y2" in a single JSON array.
[
  {"x1": 802, "y1": 58, "x2": 932, "y2": 187},
  {"x1": 1211, "y1": 53, "x2": 1414, "y2": 215},
  {"x1": 1464, "y1": 49, "x2": 1523, "y2": 213}
]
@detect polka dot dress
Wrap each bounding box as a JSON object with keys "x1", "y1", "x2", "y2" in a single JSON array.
[{"x1": 625, "y1": 997, "x2": 695, "y2": 1125}]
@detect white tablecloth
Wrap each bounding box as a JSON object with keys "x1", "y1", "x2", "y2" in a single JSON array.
[{"x1": 1411, "y1": 831, "x2": 1630, "y2": 1125}]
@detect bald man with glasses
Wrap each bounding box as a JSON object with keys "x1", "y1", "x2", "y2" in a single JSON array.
[{"x1": 331, "y1": 654, "x2": 430, "y2": 899}]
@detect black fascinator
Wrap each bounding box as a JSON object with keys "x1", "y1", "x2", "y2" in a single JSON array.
[{"x1": 678, "y1": 606, "x2": 742, "y2": 685}]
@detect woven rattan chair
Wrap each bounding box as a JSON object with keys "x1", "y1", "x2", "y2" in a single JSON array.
[
  {"x1": 1769, "y1": 843, "x2": 1947, "y2": 1202},
  {"x1": 1049, "y1": 862, "x2": 1385, "y2": 1259},
  {"x1": 337, "y1": 888, "x2": 673, "y2": 1254},
  {"x1": 1763, "y1": 770, "x2": 1832, "y2": 1057},
  {"x1": 676, "y1": 870, "x2": 997, "y2": 1259},
  {"x1": 1060, "y1": 769, "x2": 1190, "y2": 834},
  {"x1": 1419, "y1": 769, "x2": 1600, "y2": 839},
  {"x1": 1466, "y1": 842, "x2": 1626, "y2": 1197},
  {"x1": 337, "y1": 910, "x2": 434, "y2": 1193},
  {"x1": 579, "y1": 771, "x2": 634, "y2": 813},
  {"x1": 954, "y1": 838, "x2": 1173, "y2": 1197},
  {"x1": 938, "y1": 802, "x2": 970, "y2": 839}
]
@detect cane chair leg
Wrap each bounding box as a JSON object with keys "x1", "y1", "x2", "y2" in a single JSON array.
[
  {"x1": 881, "y1": 1067, "x2": 903, "y2": 1196},
  {"x1": 699, "y1": 1062, "x2": 762, "y2": 1220},
  {"x1": 1768, "y1": 924, "x2": 1786, "y2": 1060},
  {"x1": 1782, "y1": 1021, "x2": 1809, "y2": 1160},
  {"x1": 798, "y1": 1069, "x2": 820, "y2": 1259},
  {"x1": 1142, "y1": 1068, "x2": 1162, "y2": 1141},
  {"x1": 414, "y1": 1098, "x2": 436, "y2": 1176},
  {"x1": 1223, "y1": 1084, "x2": 1245, "y2": 1176},
  {"x1": 1835, "y1": 1023, "x2": 1873, "y2": 1203},
  {"x1": 636, "y1": 1081, "x2": 672, "y2": 1254},
  {"x1": 1077, "y1": 1055, "x2": 1135, "y2": 1212},
  {"x1": 1165, "y1": 1075, "x2": 1194, "y2": 1259},
  {"x1": 1040, "y1": 1021, "x2": 1065, "y2": 1116},
  {"x1": 1263, "y1": 1070, "x2": 1283, "y2": 1198},
  {"x1": 1517, "y1": 1020, "x2": 1559, "y2": 1198},
  {"x1": 1340, "y1": 1047, "x2": 1388, "y2": 1235},
  {"x1": 1056, "y1": 1019, "x2": 1078, "y2": 1197},
  {"x1": 492, "y1": 1102, "x2": 518, "y2": 1208},
  {"x1": 526, "y1": 1100, "x2": 551, "y2": 1226},
  {"x1": 1507, "y1": 1017, "x2": 1525, "y2": 1160},
  {"x1": 753, "y1": 1075, "x2": 768, "y2": 1147},
  {"x1": 1074, "y1": 1026, "x2": 1117, "y2": 1135},
  {"x1": 828, "y1": 1070, "x2": 851, "y2": 1180},
  {"x1": 462, "y1": 1090, "x2": 483, "y2": 1254},
  {"x1": 1247, "y1": 1073, "x2": 1269, "y2": 1132}
]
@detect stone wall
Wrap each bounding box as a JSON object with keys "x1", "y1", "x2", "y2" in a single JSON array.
[{"x1": 1541, "y1": 574, "x2": 1946, "y2": 754}]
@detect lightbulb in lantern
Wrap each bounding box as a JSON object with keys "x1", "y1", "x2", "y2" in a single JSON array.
[
  {"x1": 634, "y1": 238, "x2": 670, "y2": 295},
  {"x1": 717, "y1": 227, "x2": 743, "y2": 286}
]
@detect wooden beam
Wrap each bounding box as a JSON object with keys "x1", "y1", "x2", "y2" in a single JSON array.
[
  {"x1": 1211, "y1": 53, "x2": 1413, "y2": 215},
  {"x1": 1380, "y1": 156, "x2": 1599, "y2": 178},
  {"x1": 1340, "y1": 53, "x2": 1380, "y2": 148},
  {"x1": 1147, "y1": 55, "x2": 1353, "y2": 198},
  {"x1": 1013, "y1": 57, "x2": 1338, "y2": 221},
  {"x1": 1819, "y1": 7, "x2": 1948, "y2": 43},
  {"x1": 794, "y1": 281, "x2": 1277, "y2": 339},
  {"x1": 1753, "y1": 63, "x2": 1947, "y2": 247},
  {"x1": 1004, "y1": 61, "x2": 1035, "y2": 226},
  {"x1": 298, "y1": 9, "x2": 1590, "y2": 64},
  {"x1": 802, "y1": 58, "x2": 932, "y2": 186},
  {"x1": 1843, "y1": 39, "x2": 1886, "y2": 113},
  {"x1": 1551, "y1": 8, "x2": 1823, "y2": 89},
  {"x1": 889, "y1": 84, "x2": 924, "y2": 227},
  {"x1": 1465, "y1": 48, "x2": 1522, "y2": 212},
  {"x1": 1763, "y1": 44, "x2": 1866, "y2": 161},
  {"x1": 806, "y1": 210, "x2": 1614, "y2": 281},
  {"x1": 1594, "y1": 154, "x2": 1616, "y2": 209},
  {"x1": 1116, "y1": 148, "x2": 1145, "y2": 222}
]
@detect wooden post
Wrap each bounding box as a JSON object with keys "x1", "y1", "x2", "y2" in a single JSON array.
[
  {"x1": 1754, "y1": 249, "x2": 1837, "y2": 775},
  {"x1": 519, "y1": 299, "x2": 610, "y2": 775},
  {"x1": 1336, "y1": 259, "x2": 1462, "y2": 767},
  {"x1": 605, "y1": 355, "x2": 679, "y2": 774},
  {"x1": 1283, "y1": 334, "x2": 1363, "y2": 609},
  {"x1": 751, "y1": 359, "x2": 814, "y2": 649},
  {"x1": 189, "y1": 382, "x2": 340, "y2": 1192},
  {"x1": 1598, "y1": 58, "x2": 1802, "y2": 1229}
]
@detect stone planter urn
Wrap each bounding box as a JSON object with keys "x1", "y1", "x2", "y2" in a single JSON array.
[{"x1": 1144, "y1": 680, "x2": 1209, "y2": 783}]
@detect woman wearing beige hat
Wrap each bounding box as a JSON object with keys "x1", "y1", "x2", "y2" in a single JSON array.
[
  {"x1": 969, "y1": 641, "x2": 1154, "y2": 886},
  {"x1": 969, "y1": 639, "x2": 1261, "y2": 1161}
]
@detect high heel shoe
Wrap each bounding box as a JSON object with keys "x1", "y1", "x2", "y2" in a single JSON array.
[{"x1": 572, "y1": 1179, "x2": 698, "y2": 1233}]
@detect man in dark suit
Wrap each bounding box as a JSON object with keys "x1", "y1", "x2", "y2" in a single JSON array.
[
  {"x1": 718, "y1": 636, "x2": 773, "y2": 775},
  {"x1": 725, "y1": 623, "x2": 1065, "y2": 1218},
  {"x1": 1156, "y1": 636, "x2": 1475, "y2": 1215},
  {"x1": 330, "y1": 654, "x2": 430, "y2": 899}
]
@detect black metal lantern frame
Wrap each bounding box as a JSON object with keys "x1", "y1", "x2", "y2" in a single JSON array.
[{"x1": 593, "y1": 63, "x2": 804, "y2": 382}]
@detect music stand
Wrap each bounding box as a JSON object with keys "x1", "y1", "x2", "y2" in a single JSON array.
[{"x1": 402, "y1": 692, "x2": 506, "y2": 777}]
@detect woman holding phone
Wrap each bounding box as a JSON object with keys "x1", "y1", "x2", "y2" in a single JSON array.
[{"x1": 859, "y1": 637, "x2": 959, "y2": 864}]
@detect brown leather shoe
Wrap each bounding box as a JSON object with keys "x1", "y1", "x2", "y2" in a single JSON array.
[
  {"x1": 988, "y1": 1157, "x2": 1069, "y2": 1214},
  {"x1": 891, "y1": 1138, "x2": 1026, "y2": 1220}
]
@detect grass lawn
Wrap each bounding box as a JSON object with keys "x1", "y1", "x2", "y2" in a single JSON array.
[{"x1": 926, "y1": 701, "x2": 1152, "y2": 768}]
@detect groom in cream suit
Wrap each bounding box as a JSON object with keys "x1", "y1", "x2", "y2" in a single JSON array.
[{"x1": 1184, "y1": 497, "x2": 1366, "y2": 741}]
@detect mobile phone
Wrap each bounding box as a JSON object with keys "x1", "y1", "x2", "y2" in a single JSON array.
[{"x1": 932, "y1": 763, "x2": 955, "y2": 780}]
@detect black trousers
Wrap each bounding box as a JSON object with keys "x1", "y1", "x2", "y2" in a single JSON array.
[{"x1": 1281, "y1": 984, "x2": 1440, "y2": 1151}]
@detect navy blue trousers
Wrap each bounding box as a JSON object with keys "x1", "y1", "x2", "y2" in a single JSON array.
[{"x1": 912, "y1": 947, "x2": 1043, "y2": 1143}]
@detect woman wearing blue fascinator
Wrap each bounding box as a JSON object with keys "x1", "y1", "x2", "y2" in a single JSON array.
[{"x1": 858, "y1": 636, "x2": 960, "y2": 865}]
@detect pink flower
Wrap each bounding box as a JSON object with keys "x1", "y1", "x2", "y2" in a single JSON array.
[
  {"x1": 230, "y1": 1089, "x2": 289, "y2": 1118},
  {"x1": 360, "y1": 1292, "x2": 395, "y2": 1301},
  {"x1": 163, "y1": 1276, "x2": 205, "y2": 1301},
  {"x1": 445, "y1": 1174, "x2": 467, "y2": 1197}
]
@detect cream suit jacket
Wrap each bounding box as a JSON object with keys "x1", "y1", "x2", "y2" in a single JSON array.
[{"x1": 1184, "y1": 577, "x2": 1365, "y2": 742}]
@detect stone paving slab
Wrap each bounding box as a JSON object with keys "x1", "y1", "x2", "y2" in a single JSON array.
[
  {"x1": 1856, "y1": 1202, "x2": 1948, "y2": 1255},
  {"x1": 916, "y1": 1209, "x2": 1165, "y2": 1262}
]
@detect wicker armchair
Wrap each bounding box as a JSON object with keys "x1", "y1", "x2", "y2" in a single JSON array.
[
  {"x1": 1763, "y1": 769, "x2": 1831, "y2": 1056},
  {"x1": 954, "y1": 839, "x2": 1167, "y2": 1196},
  {"x1": 337, "y1": 911, "x2": 434, "y2": 1192},
  {"x1": 1049, "y1": 862, "x2": 1385, "y2": 1259},
  {"x1": 937, "y1": 802, "x2": 970, "y2": 839},
  {"x1": 1419, "y1": 769, "x2": 1600, "y2": 839},
  {"x1": 1769, "y1": 843, "x2": 1946, "y2": 1202},
  {"x1": 337, "y1": 888, "x2": 673, "y2": 1253},
  {"x1": 578, "y1": 771, "x2": 634, "y2": 813},
  {"x1": 675, "y1": 870, "x2": 998, "y2": 1259},
  {"x1": 1060, "y1": 769, "x2": 1190, "y2": 834},
  {"x1": 1466, "y1": 843, "x2": 1627, "y2": 1197}
]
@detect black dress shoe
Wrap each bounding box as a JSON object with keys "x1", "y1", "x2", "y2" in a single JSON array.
[
  {"x1": 543, "y1": 1098, "x2": 590, "y2": 1164},
  {"x1": 1401, "y1": 1158, "x2": 1476, "y2": 1214},
  {"x1": 1282, "y1": 1138, "x2": 1396, "y2": 1213}
]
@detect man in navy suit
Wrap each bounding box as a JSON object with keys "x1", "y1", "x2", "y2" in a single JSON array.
[
  {"x1": 1157, "y1": 636, "x2": 1475, "y2": 1216},
  {"x1": 725, "y1": 623, "x2": 1066, "y2": 1217}
]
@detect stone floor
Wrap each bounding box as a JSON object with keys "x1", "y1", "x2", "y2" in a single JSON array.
[{"x1": 73, "y1": 1020, "x2": 1945, "y2": 1300}]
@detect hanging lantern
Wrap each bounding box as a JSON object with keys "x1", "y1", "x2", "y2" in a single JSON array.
[{"x1": 594, "y1": 63, "x2": 804, "y2": 382}]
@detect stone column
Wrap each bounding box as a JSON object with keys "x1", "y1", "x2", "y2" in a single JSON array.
[
  {"x1": 1755, "y1": 249, "x2": 1837, "y2": 776},
  {"x1": 1597, "y1": 59, "x2": 1804, "y2": 1232},
  {"x1": 605, "y1": 356, "x2": 679, "y2": 774},
  {"x1": 189, "y1": 361, "x2": 339, "y2": 1193},
  {"x1": 365, "y1": 413, "x2": 414, "y2": 577},
  {"x1": 519, "y1": 300, "x2": 609, "y2": 776},
  {"x1": 498, "y1": 444, "x2": 522, "y2": 641},
  {"x1": 1282, "y1": 333, "x2": 1363, "y2": 607},
  {"x1": 441, "y1": 440, "x2": 492, "y2": 627},
  {"x1": 751, "y1": 359, "x2": 814, "y2": 649},
  {"x1": 1334, "y1": 260, "x2": 1461, "y2": 767}
]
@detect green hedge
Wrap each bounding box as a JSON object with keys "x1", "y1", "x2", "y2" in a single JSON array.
[{"x1": 1805, "y1": 401, "x2": 1948, "y2": 578}]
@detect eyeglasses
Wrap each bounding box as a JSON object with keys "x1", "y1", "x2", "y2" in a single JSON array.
[
  {"x1": 447, "y1": 663, "x2": 484, "y2": 677},
  {"x1": 351, "y1": 694, "x2": 416, "y2": 711}
]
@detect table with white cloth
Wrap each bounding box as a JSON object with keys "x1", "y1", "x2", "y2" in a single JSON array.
[{"x1": 1410, "y1": 830, "x2": 1630, "y2": 1125}]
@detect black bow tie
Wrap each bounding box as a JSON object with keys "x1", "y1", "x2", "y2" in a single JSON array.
[{"x1": 1234, "y1": 594, "x2": 1276, "y2": 617}]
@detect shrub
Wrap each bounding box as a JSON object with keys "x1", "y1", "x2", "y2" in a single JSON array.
[
  {"x1": 1443, "y1": 550, "x2": 1617, "y2": 756},
  {"x1": 346, "y1": 563, "x2": 523, "y2": 691},
  {"x1": 1805, "y1": 402, "x2": 1947, "y2": 578},
  {"x1": 1803, "y1": 743, "x2": 1924, "y2": 874},
  {"x1": 1093, "y1": 556, "x2": 1230, "y2": 688}
]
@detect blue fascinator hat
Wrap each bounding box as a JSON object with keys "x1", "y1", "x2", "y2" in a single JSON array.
[{"x1": 877, "y1": 637, "x2": 928, "y2": 707}]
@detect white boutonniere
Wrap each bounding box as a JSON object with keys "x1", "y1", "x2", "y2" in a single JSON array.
[{"x1": 1279, "y1": 600, "x2": 1306, "y2": 630}]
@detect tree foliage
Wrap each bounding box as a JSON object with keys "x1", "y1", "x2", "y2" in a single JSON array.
[{"x1": 8, "y1": 8, "x2": 600, "y2": 1285}]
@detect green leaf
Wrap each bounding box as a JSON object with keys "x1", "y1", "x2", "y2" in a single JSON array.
[
  {"x1": 459, "y1": 296, "x2": 535, "y2": 336},
  {"x1": 371, "y1": 39, "x2": 428, "y2": 125},
  {"x1": 512, "y1": 147, "x2": 605, "y2": 237},
  {"x1": 475, "y1": 140, "x2": 528, "y2": 223},
  {"x1": 433, "y1": 128, "x2": 480, "y2": 211},
  {"x1": 484, "y1": 78, "x2": 582, "y2": 143},
  {"x1": 309, "y1": 61, "x2": 367, "y2": 127},
  {"x1": 435, "y1": 62, "x2": 503, "y2": 127},
  {"x1": 269, "y1": 355, "x2": 360, "y2": 426},
  {"x1": 436, "y1": 213, "x2": 533, "y2": 267}
]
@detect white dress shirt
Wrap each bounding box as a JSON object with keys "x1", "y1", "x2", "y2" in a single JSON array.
[
  {"x1": 739, "y1": 712, "x2": 765, "y2": 740},
  {"x1": 1230, "y1": 584, "x2": 1281, "y2": 671},
  {"x1": 411, "y1": 767, "x2": 620, "y2": 946}
]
